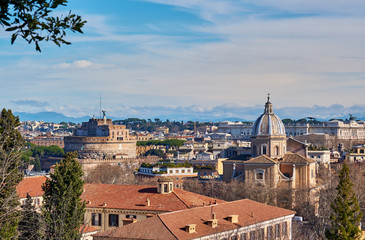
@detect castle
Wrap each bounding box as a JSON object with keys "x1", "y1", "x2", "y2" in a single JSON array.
[{"x1": 64, "y1": 113, "x2": 136, "y2": 159}]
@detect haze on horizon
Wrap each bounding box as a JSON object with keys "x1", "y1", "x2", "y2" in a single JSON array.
[{"x1": 1, "y1": 0, "x2": 365, "y2": 120}]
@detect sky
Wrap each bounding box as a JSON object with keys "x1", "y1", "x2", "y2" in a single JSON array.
[{"x1": 1, "y1": 0, "x2": 365, "y2": 121}]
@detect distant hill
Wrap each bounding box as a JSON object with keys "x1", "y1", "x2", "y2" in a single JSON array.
[{"x1": 15, "y1": 112, "x2": 91, "y2": 123}]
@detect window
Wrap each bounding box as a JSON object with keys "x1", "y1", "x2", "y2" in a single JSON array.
[
  {"x1": 109, "y1": 214, "x2": 119, "y2": 227},
  {"x1": 267, "y1": 226, "x2": 273, "y2": 240},
  {"x1": 231, "y1": 235, "x2": 237, "y2": 240},
  {"x1": 240, "y1": 233, "x2": 247, "y2": 240},
  {"x1": 262, "y1": 145, "x2": 267, "y2": 155},
  {"x1": 275, "y1": 224, "x2": 281, "y2": 238},
  {"x1": 258, "y1": 229, "x2": 264, "y2": 240},
  {"x1": 169, "y1": 170, "x2": 173, "y2": 174},
  {"x1": 249, "y1": 231, "x2": 256, "y2": 240},
  {"x1": 255, "y1": 169, "x2": 265, "y2": 181},
  {"x1": 282, "y1": 222, "x2": 288, "y2": 237},
  {"x1": 91, "y1": 213, "x2": 102, "y2": 226},
  {"x1": 275, "y1": 146, "x2": 279, "y2": 156},
  {"x1": 164, "y1": 184, "x2": 168, "y2": 192}
]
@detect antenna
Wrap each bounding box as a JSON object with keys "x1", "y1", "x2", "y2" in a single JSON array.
[{"x1": 99, "y1": 93, "x2": 102, "y2": 119}]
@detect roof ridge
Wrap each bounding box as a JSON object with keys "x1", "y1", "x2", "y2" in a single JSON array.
[
  {"x1": 172, "y1": 190, "x2": 190, "y2": 208},
  {"x1": 157, "y1": 214, "x2": 179, "y2": 240}
]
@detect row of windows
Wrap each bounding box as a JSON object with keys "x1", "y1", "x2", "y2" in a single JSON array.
[
  {"x1": 91, "y1": 213, "x2": 137, "y2": 227},
  {"x1": 168, "y1": 169, "x2": 192, "y2": 174},
  {"x1": 220, "y1": 222, "x2": 288, "y2": 240}
]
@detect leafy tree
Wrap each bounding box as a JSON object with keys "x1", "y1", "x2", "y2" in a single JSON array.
[
  {"x1": 0, "y1": 109, "x2": 24, "y2": 239},
  {"x1": 325, "y1": 163, "x2": 363, "y2": 240},
  {"x1": 0, "y1": 0, "x2": 86, "y2": 52},
  {"x1": 42, "y1": 152, "x2": 85, "y2": 239},
  {"x1": 144, "y1": 149, "x2": 164, "y2": 158},
  {"x1": 18, "y1": 194, "x2": 42, "y2": 240}
]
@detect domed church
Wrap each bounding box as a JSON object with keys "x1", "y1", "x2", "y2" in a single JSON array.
[
  {"x1": 251, "y1": 95, "x2": 287, "y2": 158},
  {"x1": 223, "y1": 96, "x2": 318, "y2": 207}
]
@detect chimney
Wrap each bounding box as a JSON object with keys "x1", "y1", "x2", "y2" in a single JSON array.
[
  {"x1": 102, "y1": 202, "x2": 107, "y2": 207},
  {"x1": 185, "y1": 224, "x2": 196, "y2": 233},
  {"x1": 227, "y1": 215, "x2": 239, "y2": 223},
  {"x1": 212, "y1": 212, "x2": 216, "y2": 219},
  {"x1": 146, "y1": 198, "x2": 150, "y2": 206},
  {"x1": 87, "y1": 200, "x2": 91, "y2": 204},
  {"x1": 251, "y1": 211, "x2": 254, "y2": 217},
  {"x1": 207, "y1": 219, "x2": 218, "y2": 228}
]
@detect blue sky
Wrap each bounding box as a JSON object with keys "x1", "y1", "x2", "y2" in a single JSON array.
[{"x1": 1, "y1": 0, "x2": 365, "y2": 121}]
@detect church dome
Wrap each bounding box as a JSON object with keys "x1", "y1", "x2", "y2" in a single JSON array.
[{"x1": 252, "y1": 96, "x2": 286, "y2": 136}]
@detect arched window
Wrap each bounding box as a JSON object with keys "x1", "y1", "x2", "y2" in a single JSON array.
[
  {"x1": 261, "y1": 144, "x2": 267, "y2": 155},
  {"x1": 275, "y1": 146, "x2": 279, "y2": 156}
]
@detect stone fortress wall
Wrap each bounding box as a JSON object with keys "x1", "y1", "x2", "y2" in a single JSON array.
[{"x1": 64, "y1": 115, "x2": 137, "y2": 159}]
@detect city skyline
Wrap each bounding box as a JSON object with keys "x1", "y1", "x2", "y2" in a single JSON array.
[{"x1": 1, "y1": 0, "x2": 365, "y2": 119}]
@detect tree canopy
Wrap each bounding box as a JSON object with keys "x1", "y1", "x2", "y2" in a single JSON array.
[
  {"x1": 42, "y1": 152, "x2": 85, "y2": 239},
  {"x1": 325, "y1": 163, "x2": 363, "y2": 240},
  {"x1": 0, "y1": 109, "x2": 25, "y2": 239},
  {"x1": 0, "y1": 0, "x2": 86, "y2": 51}
]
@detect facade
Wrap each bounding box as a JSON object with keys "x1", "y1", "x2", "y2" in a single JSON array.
[
  {"x1": 136, "y1": 163, "x2": 198, "y2": 188},
  {"x1": 308, "y1": 150, "x2": 331, "y2": 166},
  {"x1": 345, "y1": 144, "x2": 365, "y2": 162},
  {"x1": 30, "y1": 137, "x2": 64, "y2": 148},
  {"x1": 64, "y1": 115, "x2": 136, "y2": 159},
  {"x1": 81, "y1": 179, "x2": 225, "y2": 232},
  {"x1": 94, "y1": 199, "x2": 295, "y2": 240}
]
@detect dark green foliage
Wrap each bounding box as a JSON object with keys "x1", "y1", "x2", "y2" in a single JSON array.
[
  {"x1": 114, "y1": 118, "x2": 217, "y2": 133},
  {"x1": 144, "y1": 149, "x2": 164, "y2": 158},
  {"x1": 33, "y1": 156, "x2": 41, "y2": 172},
  {"x1": 325, "y1": 163, "x2": 363, "y2": 240},
  {"x1": 18, "y1": 194, "x2": 42, "y2": 240},
  {"x1": 0, "y1": 109, "x2": 24, "y2": 239},
  {"x1": 26, "y1": 144, "x2": 64, "y2": 158},
  {"x1": 141, "y1": 161, "x2": 192, "y2": 168},
  {"x1": 137, "y1": 139, "x2": 185, "y2": 147},
  {"x1": 42, "y1": 152, "x2": 85, "y2": 239},
  {"x1": 0, "y1": 0, "x2": 86, "y2": 52}
]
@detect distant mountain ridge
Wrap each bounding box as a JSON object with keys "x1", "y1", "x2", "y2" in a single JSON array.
[
  {"x1": 14, "y1": 104, "x2": 365, "y2": 123},
  {"x1": 15, "y1": 111, "x2": 92, "y2": 123}
]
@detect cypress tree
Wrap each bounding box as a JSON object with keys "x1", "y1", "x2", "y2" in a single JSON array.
[
  {"x1": 0, "y1": 109, "x2": 24, "y2": 239},
  {"x1": 42, "y1": 152, "x2": 85, "y2": 240},
  {"x1": 325, "y1": 163, "x2": 363, "y2": 240},
  {"x1": 18, "y1": 194, "x2": 42, "y2": 240}
]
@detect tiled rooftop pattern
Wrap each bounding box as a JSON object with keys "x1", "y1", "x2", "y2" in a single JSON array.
[
  {"x1": 16, "y1": 175, "x2": 48, "y2": 198},
  {"x1": 95, "y1": 199, "x2": 296, "y2": 240},
  {"x1": 82, "y1": 183, "x2": 225, "y2": 212}
]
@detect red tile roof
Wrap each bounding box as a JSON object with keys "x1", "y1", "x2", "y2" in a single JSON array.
[
  {"x1": 16, "y1": 176, "x2": 48, "y2": 198},
  {"x1": 94, "y1": 199, "x2": 296, "y2": 240},
  {"x1": 82, "y1": 183, "x2": 225, "y2": 212},
  {"x1": 244, "y1": 155, "x2": 278, "y2": 164},
  {"x1": 280, "y1": 152, "x2": 316, "y2": 164}
]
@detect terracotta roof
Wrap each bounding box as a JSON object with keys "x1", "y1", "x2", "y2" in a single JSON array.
[
  {"x1": 82, "y1": 184, "x2": 225, "y2": 212},
  {"x1": 280, "y1": 153, "x2": 316, "y2": 164},
  {"x1": 16, "y1": 176, "x2": 48, "y2": 198},
  {"x1": 81, "y1": 225, "x2": 99, "y2": 234},
  {"x1": 94, "y1": 199, "x2": 295, "y2": 240},
  {"x1": 244, "y1": 155, "x2": 278, "y2": 164}
]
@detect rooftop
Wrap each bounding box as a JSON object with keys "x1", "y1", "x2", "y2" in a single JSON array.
[
  {"x1": 94, "y1": 199, "x2": 295, "y2": 240},
  {"x1": 82, "y1": 183, "x2": 225, "y2": 212},
  {"x1": 16, "y1": 175, "x2": 48, "y2": 198}
]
